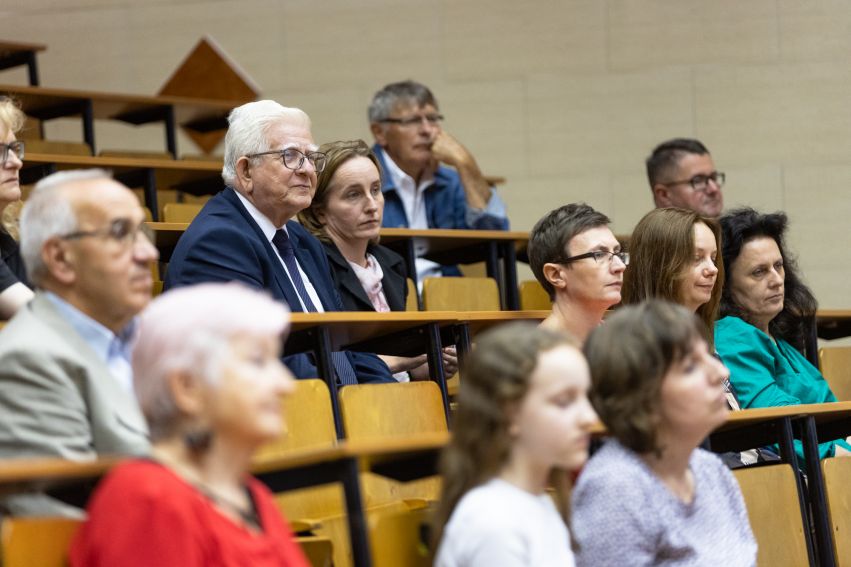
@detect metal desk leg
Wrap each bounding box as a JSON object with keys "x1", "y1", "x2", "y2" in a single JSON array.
[
  {"x1": 313, "y1": 326, "x2": 345, "y2": 439},
  {"x1": 27, "y1": 53, "x2": 40, "y2": 86},
  {"x1": 402, "y1": 239, "x2": 422, "y2": 310},
  {"x1": 500, "y1": 241, "x2": 519, "y2": 310},
  {"x1": 800, "y1": 416, "x2": 835, "y2": 567},
  {"x1": 143, "y1": 168, "x2": 159, "y2": 221},
  {"x1": 425, "y1": 323, "x2": 450, "y2": 425},
  {"x1": 341, "y1": 458, "x2": 373, "y2": 567},
  {"x1": 484, "y1": 243, "x2": 502, "y2": 309},
  {"x1": 779, "y1": 418, "x2": 818, "y2": 567},
  {"x1": 81, "y1": 99, "x2": 95, "y2": 154},
  {"x1": 453, "y1": 322, "x2": 472, "y2": 374},
  {"x1": 164, "y1": 106, "x2": 177, "y2": 158}
]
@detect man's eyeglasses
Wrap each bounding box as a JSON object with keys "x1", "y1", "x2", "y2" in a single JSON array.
[
  {"x1": 558, "y1": 250, "x2": 630, "y2": 266},
  {"x1": 60, "y1": 218, "x2": 154, "y2": 247},
  {"x1": 379, "y1": 114, "x2": 444, "y2": 128},
  {"x1": 247, "y1": 148, "x2": 327, "y2": 173},
  {"x1": 663, "y1": 171, "x2": 726, "y2": 193},
  {"x1": 1, "y1": 141, "x2": 24, "y2": 164}
]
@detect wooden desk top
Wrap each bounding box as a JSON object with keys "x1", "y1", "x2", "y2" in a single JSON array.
[
  {"x1": 817, "y1": 310, "x2": 851, "y2": 321},
  {"x1": 0, "y1": 41, "x2": 47, "y2": 54},
  {"x1": 0, "y1": 456, "x2": 117, "y2": 497},
  {"x1": 252, "y1": 432, "x2": 449, "y2": 476},
  {"x1": 590, "y1": 402, "x2": 851, "y2": 439},
  {"x1": 25, "y1": 154, "x2": 223, "y2": 197},
  {"x1": 1, "y1": 83, "x2": 240, "y2": 127},
  {"x1": 458, "y1": 310, "x2": 550, "y2": 334},
  {"x1": 288, "y1": 311, "x2": 458, "y2": 355}
]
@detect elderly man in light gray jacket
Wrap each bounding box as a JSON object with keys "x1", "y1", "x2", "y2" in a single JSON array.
[{"x1": 0, "y1": 169, "x2": 157, "y2": 516}]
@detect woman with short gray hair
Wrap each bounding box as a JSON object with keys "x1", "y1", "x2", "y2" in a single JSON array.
[{"x1": 71, "y1": 283, "x2": 310, "y2": 567}]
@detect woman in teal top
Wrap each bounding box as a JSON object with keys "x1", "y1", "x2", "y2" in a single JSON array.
[{"x1": 715, "y1": 208, "x2": 851, "y2": 463}]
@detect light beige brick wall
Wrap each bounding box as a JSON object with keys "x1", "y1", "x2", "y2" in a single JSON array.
[{"x1": 2, "y1": 0, "x2": 850, "y2": 306}]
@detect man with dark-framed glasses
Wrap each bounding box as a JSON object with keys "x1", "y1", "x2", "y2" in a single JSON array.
[
  {"x1": 368, "y1": 80, "x2": 509, "y2": 281},
  {"x1": 0, "y1": 169, "x2": 157, "y2": 515},
  {"x1": 646, "y1": 138, "x2": 725, "y2": 218},
  {"x1": 166, "y1": 100, "x2": 393, "y2": 384}
]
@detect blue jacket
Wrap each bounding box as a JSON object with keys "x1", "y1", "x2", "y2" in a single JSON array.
[
  {"x1": 164, "y1": 188, "x2": 393, "y2": 383},
  {"x1": 374, "y1": 146, "x2": 509, "y2": 277},
  {"x1": 375, "y1": 145, "x2": 509, "y2": 233}
]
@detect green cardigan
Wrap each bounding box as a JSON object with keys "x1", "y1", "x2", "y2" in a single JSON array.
[{"x1": 715, "y1": 315, "x2": 851, "y2": 464}]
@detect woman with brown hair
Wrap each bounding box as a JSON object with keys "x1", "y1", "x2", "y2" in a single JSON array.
[
  {"x1": 0, "y1": 96, "x2": 33, "y2": 318},
  {"x1": 299, "y1": 139, "x2": 455, "y2": 380},
  {"x1": 623, "y1": 207, "x2": 777, "y2": 468},
  {"x1": 573, "y1": 300, "x2": 756, "y2": 566},
  {"x1": 433, "y1": 322, "x2": 597, "y2": 566},
  {"x1": 622, "y1": 207, "x2": 722, "y2": 346}
]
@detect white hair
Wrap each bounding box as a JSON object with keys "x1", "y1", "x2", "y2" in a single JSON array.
[
  {"x1": 20, "y1": 169, "x2": 113, "y2": 285},
  {"x1": 132, "y1": 282, "x2": 290, "y2": 441},
  {"x1": 221, "y1": 100, "x2": 312, "y2": 187}
]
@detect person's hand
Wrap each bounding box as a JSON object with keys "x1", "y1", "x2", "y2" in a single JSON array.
[
  {"x1": 440, "y1": 346, "x2": 458, "y2": 376},
  {"x1": 408, "y1": 347, "x2": 459, "y2": 381},
  {"x1": 429, "y1": 131, "x2": 473, "y2": 169}
]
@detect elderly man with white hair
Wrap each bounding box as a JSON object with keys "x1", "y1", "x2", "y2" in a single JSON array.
[
  {"x1": 0, "y1": 169, "x2": 158, "y2": 516},
  {"x1": 165, "y1": 100, "x2": 393, "y2": 384}
]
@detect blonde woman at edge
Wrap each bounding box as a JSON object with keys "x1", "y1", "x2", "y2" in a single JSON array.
[{"x1": 0, "y1": 97, "x2": 33, "y2": 318}]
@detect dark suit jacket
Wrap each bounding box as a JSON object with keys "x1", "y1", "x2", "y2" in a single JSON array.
[
  {"x1": 322, "y1": 241, "x2": 408, "y2": 312},
  {"x1": 164, "y1": 188, "x2": 392, "y2": 383}
]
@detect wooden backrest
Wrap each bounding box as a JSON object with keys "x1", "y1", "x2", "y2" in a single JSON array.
[
  {"x1": 405, "y1": 279, "x2": 419, "y2": 311},
  {"x1": 1, "y1": 517, "x2": 81, "y2": 567},
  {"x1": 339, "y1": 382, "x2": 448, "y2": 440},
  {"x1": 421, "y1": 277, "x2": 500, "y2": 311},
  {"x1": 733, "y1": 464, "x2": 809, "y2": 567},
  {"x1": 822, "y1": 457, "x2": 851, "y2": 565},
  {"x1": 369, "y1": 502, "x2": 431, "y2": 567},
  {"x1": 162, "y1": 202, "x2": 205, "y2": 223},
  {"x1": 818, "y1": 347, "x2": 851, "y2": 401},
  {"x1": 296, "y1": 535, "x2": 334, "y2": 567},
  {"x1": 255, "y1": 379, "x2": 337, "y2": 461},
  {"x1": 519, "y1": 279, "x2": 551, "y2": 310}
]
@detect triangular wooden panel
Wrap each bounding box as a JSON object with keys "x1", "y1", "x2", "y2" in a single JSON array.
[
  {"x1": 159, "y1": 35, "x2": 260, "y2": 101},
  {"x1": 159, "y1": 35, "x2": 260, "y2": 154}
]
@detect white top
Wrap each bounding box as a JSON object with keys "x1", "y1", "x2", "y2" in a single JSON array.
[
  {"x1": 234, "y1": 190, "x2": 324, "y2": 311},
  {"x1": 435, "y1": 478, "x2": 576, "y2": 567},
  {"x1": 381, "y1": 152, "x2": 443, "y2": 283}
]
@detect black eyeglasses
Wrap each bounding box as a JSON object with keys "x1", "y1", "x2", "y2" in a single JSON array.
[
  {"x1": 663, "y1": 171, "x2": 725, "y2": 193},
  {"x1": 1, "y1": 141, "x2": 24, "y2": 164},
  {"x1": 247, "y1": 148, "x2": 327, "y2": 173},
  {"x1": 61, "y1": 218, "x2": 154, "y2": 247},
  {"x1": 379, "y1": 114, "x2": 444, "y2": 128},
  {"x1": 558, "y1": 250, "x2": 630, "y2": 266}
]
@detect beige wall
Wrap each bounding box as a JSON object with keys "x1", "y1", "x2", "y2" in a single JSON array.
[{"x1": 3, "y1": 0, "x2": 851, "y2": 306}]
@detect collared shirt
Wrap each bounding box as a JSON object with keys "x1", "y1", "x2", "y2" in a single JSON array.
[
  {"x1": 44, "y1": 292, "x2": 137, "y2": 395},
  {"x1": 381, "y1": 153, "x2": 445, "y2": 284},
  {"x1": 234, "y1": 190, "x2": 324, "y2": 312}
]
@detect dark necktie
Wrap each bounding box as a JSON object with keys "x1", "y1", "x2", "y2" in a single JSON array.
[{"x1": 272, "y1": 229, "x2": 358, "y2": 385}]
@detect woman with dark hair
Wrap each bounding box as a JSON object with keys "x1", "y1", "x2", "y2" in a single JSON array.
[
  {"x1": 299, "y1": 139, "x2": 455, "y2": 380},
  {"x1": 433, "y1": 322, "x2": 597, "y2": 566},
  {"x1": 715, "y1": 207, "x2": 851, "y2": 461},
  {"x1": 0, "y1": 96, "x2": 33, "y2": 318},
  {"x1": 574, "y1": 300, "x2": 756, "y2": 566}
]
